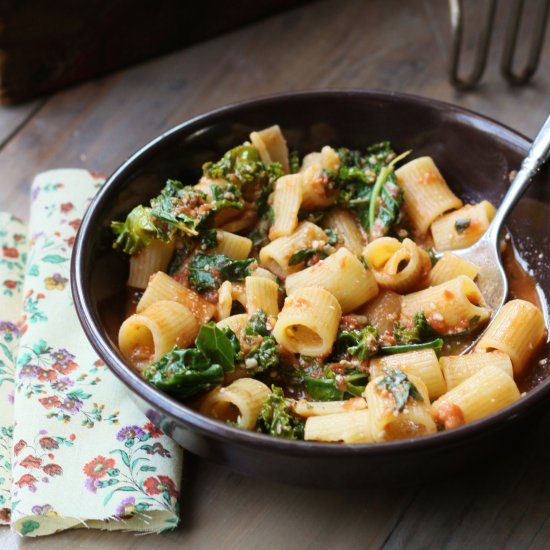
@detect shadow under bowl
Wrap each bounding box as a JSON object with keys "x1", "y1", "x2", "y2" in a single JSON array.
[{"x1": 72, "y1": 90, "x2": 550, "y2": 488}]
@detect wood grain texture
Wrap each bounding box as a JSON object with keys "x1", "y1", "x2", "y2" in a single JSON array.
[{"x1": 0, "y1": 0, "x2": 549, "y2": 547}]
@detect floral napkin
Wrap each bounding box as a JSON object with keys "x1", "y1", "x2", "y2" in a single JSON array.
[{"x1": 0, "y1": 170, "x2": 183, "y2": 537}]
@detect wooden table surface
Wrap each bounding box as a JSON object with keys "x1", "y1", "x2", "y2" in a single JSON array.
[{"x1": 1, "y1": 1, "x2": 549, "y2": 548}]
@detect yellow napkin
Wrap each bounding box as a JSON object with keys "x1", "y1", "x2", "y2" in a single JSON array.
[{"x1": 0, "y1": 170, "x2": 182, "y2": 537}]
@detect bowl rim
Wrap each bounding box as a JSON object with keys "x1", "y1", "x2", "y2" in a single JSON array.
[{"x1": 71, "y1": 88, "x2": 548, "y2": 457}]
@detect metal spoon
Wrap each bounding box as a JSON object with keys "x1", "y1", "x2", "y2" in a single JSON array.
[{"x1": 448, "y1": 114, "x2": 550, "y2": 325}]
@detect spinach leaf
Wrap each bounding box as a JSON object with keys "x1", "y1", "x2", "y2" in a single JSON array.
[
  {"x1": 195, "y1": 322, "x2": 237, "y2": 373},
  {"x1": 257, "y1": 386, "x2": 304, "y2": 440},
  {"x1": 187, "y1": 253, "x2": 254, "y2": 292},
  {"x1": 375, "y1": 367, "x2": 423, "y2": 412}
]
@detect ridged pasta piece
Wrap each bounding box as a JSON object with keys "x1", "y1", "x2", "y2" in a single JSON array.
[
  {"x1": 273, "y1": 286, "x2": 341, "y2": 356},
  {"x1": 216, "y1": 313, "x2": 249, "y2": 334},
  {"x1": 300, "y1": 164, "x2": 337, "y2": 210},
  {"x1": 433, "y1": 364, "x2": 520, "y2": 429},
  {"x1": 401, "y1": 275, "x2": 490, "y2": 335},
  {"x1": 285, "y1": 247, "x2": 379, "y2": 313},
  {"x1": 269, "y1": 173, "x2": 303, "y2": 240},
  {"x1": 294, "y1": 397, "x2": 367, "y2": 417},
  {"x1": 304, "y1": 409, "x2": 373, "y2": 443},
  {"x1": 127, "y1": 239, "x2": 175, "y2": 289},
  {"x1": 395, "y1": 156, "x2": 463, "y2": 235},
  {"x1": 301, "y1": 152, "x2": 322, "y2": 170},
  {"x1": 218, "y1": 208, "x2": 258, "y2": 233},
  {"x1": 427, "y1": 252, "x2": 480, "y2": 286},
  {"x1": 199, "y1": 378, "x2": 272, "y2": 430},
  {"x1": 245, "y1": 276, "x2": 279, "y2": 317},
  {"x1": 476, "y1": 299, "x2": 546, "y2": 377},
  {"x1": 431, "y1": 201, "x2": 496, "y2": 251},
  {"x1": 214, "y1": 230, "x2": 253, "y2": 259},
  {"x1": 216, "y1": 281, "x2": 248, "y2": 321},
  {"x1": 118, "y1": 300, "x2": 199, "y2": 370},
  {"x1": 250, "y1": 266, "x2": 278, "y2": 281},
  {"x1": 363, "y1": 237, "x2": 431, "y2": 293},
  {"x1": 370, "y1": 349, "x2": 447, "y2": 400},
  {"x1": 249, "y1": 125, "x2": 289, "y2": 173},
  {"x1": 260, "y1": 221, "x2": 328, "y2": 278},
  {"x1": 322, "y1": 207, "x2": 365, "y2": 256},
  {"x1": 137, "y1": 271, "x2": 215, "y2": 324},
  {"x1": 440, "y1": 351, "x2": 513, "y2": 390},
  {"x1": 365, "y1": 373, "x2": 436, "y2": 442},
  {"x1": 360, "y1": 290, "x2": 402, "y2": 336}
]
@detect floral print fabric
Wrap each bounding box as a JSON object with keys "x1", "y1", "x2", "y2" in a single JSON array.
[{"x1": 1, "y1": 170, "x2": 182, "y2": 537}]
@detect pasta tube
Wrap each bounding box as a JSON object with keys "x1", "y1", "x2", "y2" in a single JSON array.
[
  {"x1": 433, "y1": 364, "x2": 520, "y2": 429},
  {"x1": 285, "y1": 247, "x2": 379, "y2": 313},
  {"x1": 245, "y1": 276, "x2": 280, "y2": 317},
  {"x1": 260, "y1": 221, "x2": 328, "y2": 278},
  {"x1": 370, "y1": 349, "x2": 447, "y2": 400},
  {"x1": 273, "y1": 286, "x2": 341, "y2": 356},
  {"x1": 214, "y1": 230, "x2": 253, "y2": 260},
  {"x1": 269, "y1": 173, "x2": 303, "y2": 240},
  {"x1": 427, "y1": 252, "x2": 479, "y2": 286},
  {"x1": 127, "y1": 239, "x2": 175, "y2": 289},
  {"x1": 363, "y1": 237, "x2": 431, "y2": 293},
  {"x1": 476, "y1": 299, "x2": 546, "y2": 377},
  {"x1": 200, "y1": 378, "x2": 272, "y2": 430},
  {"x1": 365, "y1": 372, "x2": 436, "y2": 442},
  {"x1": 304, "y1": 410, "x2": 373, "y2": 443},
  {"x1": 430, "y1": 201, "x2": 496, "y2": 251},
  {"x1": 401, "y1": 275, "x2": 490, "y2": 335},
  {"x1": 395, "y1": 156, "x2": 462, "y2": 235},
  {"x1": 440, "y1": 351, "x2": 513, "y2": 390},
  {"x1": 293, "y1": 397, "x2": 367, "y2": 417},
  {"x1": 249, "y1": 125, "x2": 289, "y2": 173},
  {"x1": 137, "y1": 271, "x2": 215, "y2": 324},
  {"x1": 119, "y1": 300, "x2": 199, "y2": 370},
  {"x1": 322, "y1": 207, "x2": 365, "y2": 256}
]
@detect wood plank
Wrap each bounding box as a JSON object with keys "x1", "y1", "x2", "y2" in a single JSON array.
[
  {"x1": 0, "y1": 0, "x2": 549, "y2": 547},
  {"x1": 0, "y1": 100, "x2": 42, "y2": 148}
]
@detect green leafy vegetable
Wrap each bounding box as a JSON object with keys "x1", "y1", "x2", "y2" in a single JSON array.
[
  {"x1": 187, "y1": 253, "x2": 254, "y2": 292},
  {"x1": 112, "y1": 205, "x2": 163, "y2": 255},
  {"x1": 380, "y1": 338, "x2": 444, "y2": 356},
  {"x1": 394, "y1": 312, "x2": 440, "y2": 345},
  {"x1": 244, "y1": 336, "x2": 280, "y2": 373},
  {"x1": 210, "y1": 183, "x2": 244, "y2": 212},
  {"x1": 245, "y1": 310, "x2": 271, "y2": 337},
  {"x1": 331, "y1": 325, "x2": 379, "y2": 361},
  {"x1": 324, "y1": 227, "x2": 338, "y2": 245},
  {"x1": 289, "y1": 150, "x2": 301, "y2": 173},
  {"x1": 297, "y1": 209, "x2": 326, "y2": 224},
  {"x1": 203, "y1": 145, "x2": 264, "y2": 186},
  {"x1": 288, "y1": 248, "x2": 329, "y2": 266},
  {"x1": 305, "y1": 368, "x2": 368, "y2": 401},
  {"x1": 144, "y1": 347, "x2": 224, "y2": 401},
  {"x1": 199, "y1": 228, "x2": 218, "y2": 251},
  {"x1": 257, "y1": 386, "x2": 304, "y2": 439},
  {"x1": 195, "y1": 322, "x2": 237, "y2": 373},
  {"x1": 376, "y1": 367, "x2": 424, "y2": 412}
]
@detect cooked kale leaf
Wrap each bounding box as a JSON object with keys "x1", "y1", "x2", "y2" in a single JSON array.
[
  {"x1": 245, "y1": 310, "x2": 271, "y2": 337},
  {"x1": 375, "y1": 367, "x2": 423, "y2": 412},
  {"x1": 187, "y1": 253, "x2": 254, "y2": 292},
  {"x1": 394, "y1": 312, "x2": 440, "y2": 345},
  {"x1": 112, "y1": 205, "x2": 164, "y2": 255},
  {"x1": 331, "y1": 325, "x2": 379, "y2": 361},
  {"x1": 210, "y1": 183, "x2": 244, "y2": 211},
  {"x1": 257, "y1": 386, "x2": 304, "y2": 440}
]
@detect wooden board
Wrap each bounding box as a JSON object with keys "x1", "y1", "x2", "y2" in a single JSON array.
[{"x1": 1, "y1": 0, "x2": 549, "y2": 547}]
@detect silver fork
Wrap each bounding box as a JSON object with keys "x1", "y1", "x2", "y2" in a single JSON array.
[{"x1": 445, "y1": 114, "x2": 550, "y2": 332}]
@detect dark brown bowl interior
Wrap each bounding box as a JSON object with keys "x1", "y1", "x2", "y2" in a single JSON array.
[{"x1": 72, "y1": 90, "x2": 550, "y2": 487}]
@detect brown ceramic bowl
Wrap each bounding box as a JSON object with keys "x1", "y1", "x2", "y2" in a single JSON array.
[{"x1": 72, "y1": 90, "x2": 550, "y2": 487}]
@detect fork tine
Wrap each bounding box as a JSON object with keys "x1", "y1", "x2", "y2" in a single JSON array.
[
  {"x1": 448, "y1": 0, "x2": 498, "y2": 90},
  {"x1": 501, "y1": 0, "x2": 550, "y2": 85}
]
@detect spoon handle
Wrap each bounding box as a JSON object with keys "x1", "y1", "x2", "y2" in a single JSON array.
[{"x1": 487, "y1": 113, "x2": 550, "y2": 245}]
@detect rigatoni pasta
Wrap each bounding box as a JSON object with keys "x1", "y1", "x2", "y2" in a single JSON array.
[{"x1": 111, "y1": 124, "x2": 547, "y2": 445}]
